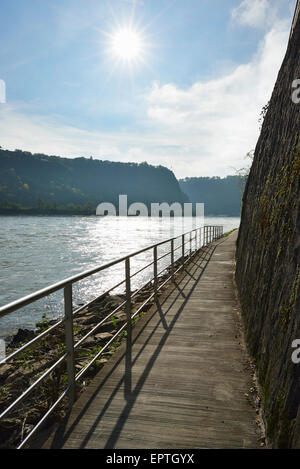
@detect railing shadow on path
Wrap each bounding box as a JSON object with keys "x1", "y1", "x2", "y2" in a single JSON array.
[{"x1": 38, "y1": 239, "x2": 223, "y2": 449}]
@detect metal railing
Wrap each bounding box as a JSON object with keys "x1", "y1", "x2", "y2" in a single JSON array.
[{"x1": 0, "y1": 224, "x2": 223, "y2": 448}]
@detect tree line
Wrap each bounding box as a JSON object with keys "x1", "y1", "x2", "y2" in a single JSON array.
[{"x1": 0, "y1": 148, "x2": 246, "y2": 216}]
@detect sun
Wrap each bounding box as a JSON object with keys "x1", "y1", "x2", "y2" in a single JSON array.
[{"x1": 110, "y1": 27, "x2": 143, "y2": 62}]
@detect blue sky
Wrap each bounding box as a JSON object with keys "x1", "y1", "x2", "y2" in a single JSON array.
[{"x1": 0, "y1": 0, "x2": 297, "y2": 177}]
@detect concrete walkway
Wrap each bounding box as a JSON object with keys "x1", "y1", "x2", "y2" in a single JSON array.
[{"x1": 42, "y1": 231, "x2": 259, "y2": 449}]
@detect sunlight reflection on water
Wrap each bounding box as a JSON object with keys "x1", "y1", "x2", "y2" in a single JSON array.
[{"x1": 0, "y1": 215, "x2": 239, "y2": 337}]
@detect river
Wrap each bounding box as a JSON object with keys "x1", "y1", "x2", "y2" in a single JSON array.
[{"x1": 0, "y1": 215, "x2": 240, "y2": 337}]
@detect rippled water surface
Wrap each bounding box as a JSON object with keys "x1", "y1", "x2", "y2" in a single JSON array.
[{"x1": 0, "y1": 216, "x2": 240, "y2": 337}]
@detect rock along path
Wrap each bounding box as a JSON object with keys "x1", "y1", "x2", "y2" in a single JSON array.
[{"x1": 41, "y1": 231, "x2": 260, "y2": 449}]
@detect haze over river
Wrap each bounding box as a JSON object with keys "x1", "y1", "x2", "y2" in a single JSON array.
[{"x1": 0, "y1": 216, "x2": 240, "y2": 338}]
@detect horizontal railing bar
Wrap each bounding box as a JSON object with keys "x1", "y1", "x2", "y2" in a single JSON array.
[
  {"x1": 0, "y1": 224, "x2": 223, "y2": 449},
  {"x1": 0, "y1": 317, "x2": 65, "y2": 365},
  {"x1": 74, "y1": 244, "x2": 200, "y2": 380},
  {"x1": 129, "y1": 259, "x2": 155, "y2": 280},
  {"x1": 130, "y1": 252, "x2": 189, "y2": 303},
  {"x1": 74, "y1": 255, "x2": 180, "y2": 353},
  {"x1": 75, "y1": 322, "x2": 127, "y2": 381},
  {"x1": 129, "y1": 254, "x2": 190, "y2": 304},
  {"x1": 1, "y1": 267, "x2": 134, "y2": 365},
  {"x1": 1, "y1": 276, "x2": 128, "y2": 365},
  {"x1": 130, "y1": 278, "x2": 154, "y2": 300},
  {"x1": 79, "y1": 250, "x2": 197, "y2": 350},
  {"x1": 131, "y1": 252, "x2": 195, "y2": 321},
  {"x1": 156, "y1": 263, "x2": 176, "y2": 279},
  {"x1": 74, "y1": 300, "x2": 126, "y2": 350},
  {"x1": 131, "y1": 245, "x2": 203, "y2": 321},
  {"x1": 0, "y1": 352, "x2": 68, "y2": 420},
  {"x1": 129, "y1": 244, "x2": 179, "y2": 280},
  {"x1": 17, "y1": 385, "x2": 71, "y2": 449},
  {"x1": 184, "y1": 238, "x2": 194, "y2": 246},
  {"x1": 131, "y1": 292, "x2": 155, "y2": 320},
  {"x1": 157, "y1": 256, "x2": 192, "y2": 289},
  {"x1": 153, "y1": 246, "x2": 201, "y2": 295},
  {"x1": 1, "y1": 277, "x2": 130, "y2": 366},
  {"x1": 72, "y1": 278, "x2": 126, "y2": 317},
  {"x1": 73, "y1": 252, "x2": 184, "y2": 351},
  {"x1": 173, "y1": 244, "x2": 184, "y2": 254},
  {"x1": 0, "y1": 227, "x2": 204, "y2": 318},
  {"x1": 156, "y1": 249, "x2": 172, "y2": 263}
]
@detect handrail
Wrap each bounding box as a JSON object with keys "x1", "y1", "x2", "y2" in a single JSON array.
[
  {"x1": 0, "y1": 226, "x2": 211, "y2": 318},
  {"x1": 0, "y1": 224, "x2": 223, "y2": 448}
]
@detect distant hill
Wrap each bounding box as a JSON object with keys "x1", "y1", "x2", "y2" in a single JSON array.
[
  {"x1": 179, "y1": 176, "x2": 243, "y2": 216},
  {"x1": 0, "y1": 148, "x2": 188, "y2": 213}
]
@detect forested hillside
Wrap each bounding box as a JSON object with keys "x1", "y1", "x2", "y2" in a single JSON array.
[
  {"x1": 0, "y1": 148, "x2": 188, "y2": 213},
  {"x1": 179, "y1": 176, "x2": 243, "y2": 216}
]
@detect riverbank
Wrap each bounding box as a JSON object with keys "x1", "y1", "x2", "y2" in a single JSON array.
[{"x1": 0, "y1": 208, "x2": 95, "y2": 216}]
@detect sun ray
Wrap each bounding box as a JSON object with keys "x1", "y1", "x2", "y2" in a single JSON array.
[{"x1": 97, "y1": 0, "x2": 178, "y2": 84}]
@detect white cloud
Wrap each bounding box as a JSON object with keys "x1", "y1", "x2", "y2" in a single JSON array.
[
  {"x1": 144, "y1": 18, "x2": 291, "y2": 176},
  {"x1": 0, "y1": 2, "x2": 294, "y2": 178},
  {"x1": 0, "y1": 104, "x2": 173, "y2": 163},
  {"x1": 231, "y1": 0, "x2": 276, "y2": 29}
]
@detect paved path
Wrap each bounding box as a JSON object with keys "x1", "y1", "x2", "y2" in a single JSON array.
[{"x1": 41, "y1": 231, "x2": 259, "y2": 449}]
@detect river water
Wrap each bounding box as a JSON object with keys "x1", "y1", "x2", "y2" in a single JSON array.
[{"x1": 0, "y1": 216, "x2": 240, "y2": 337}]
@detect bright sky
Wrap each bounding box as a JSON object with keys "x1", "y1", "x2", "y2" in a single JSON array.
[{"x1": 0, "y1": 0, "x2": 296, "y2": 178}]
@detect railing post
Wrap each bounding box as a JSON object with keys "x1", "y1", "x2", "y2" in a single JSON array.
[
  {"x1": 64, "y1": 283, "x2": 76, "y2": 407},
  {"x1": 125, "y1": 257, "x2": 131, "y2": 335},
  {"x1": 171, "y1": 239, "x2": 174, "y2": 278},
  {"x1": 189, "y1": 232, "x2": 192, "y2": 257},
  {"x1": 182, "y1": 234, "x2": 185, "y2": 269},
  {"x1": 153, "y1": 246, "x2": 158, "y2": 301},
  {"x1": 125, "y1": 257, "x2": 132, "y2": 397}
]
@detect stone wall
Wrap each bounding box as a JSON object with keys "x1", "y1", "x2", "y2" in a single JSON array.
[
  {"x1": 291, "y1": 0, "x2": 300, "y2": 39},
  {"x1": 235, "y1": 8, "x2": 300, "y2": 448}
]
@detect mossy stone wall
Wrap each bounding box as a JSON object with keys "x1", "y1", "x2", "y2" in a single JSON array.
[{"x1": 235, "y1": 12, "x2": 300, "y2": 448}]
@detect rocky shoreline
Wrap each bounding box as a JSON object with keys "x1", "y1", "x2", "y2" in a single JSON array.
[{"x1": 0, "y1": 259, "x2": 184, "y2": 448}]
